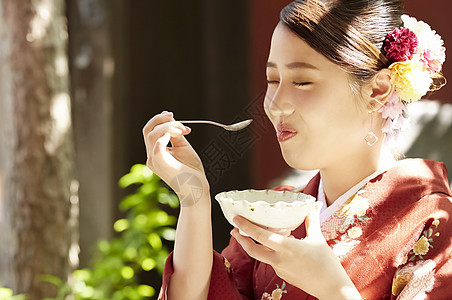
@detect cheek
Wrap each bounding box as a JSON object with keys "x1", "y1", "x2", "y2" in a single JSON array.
[
  {"x1": 291, "y1": 89, "x2": 326, "y2": 119},
  {"x1": 263, "y1": 90, "x2": 272, "y2": 117}
]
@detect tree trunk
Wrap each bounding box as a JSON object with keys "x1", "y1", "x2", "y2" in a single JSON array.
[
  {"x1": 0, "y1": 1, "x2": 76, "y2": 299},
  {"x1": 67, "y1": 0, "x2": 115, "y2": 267}
]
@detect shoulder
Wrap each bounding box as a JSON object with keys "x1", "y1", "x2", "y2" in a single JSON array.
[{"x1": 369, "y1": 158, "x2": 451, "y2": 199}]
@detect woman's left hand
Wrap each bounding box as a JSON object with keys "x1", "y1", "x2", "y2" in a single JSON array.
[{"x1": 231, "y1": 203, "x2": 361, "y2": 300}]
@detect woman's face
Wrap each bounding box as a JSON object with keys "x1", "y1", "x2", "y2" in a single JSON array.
[{"x1": 264, "y1": 23, "x2": 373, "y2": 171}]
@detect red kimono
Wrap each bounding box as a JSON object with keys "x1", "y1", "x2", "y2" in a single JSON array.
[{"x1": 158, "y1": 159, "x2": 452, "y2": 299}]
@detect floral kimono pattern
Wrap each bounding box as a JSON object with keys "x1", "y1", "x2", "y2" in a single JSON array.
[{"x1": 158, "y1": 159, "x2": 452, "y2": 300}]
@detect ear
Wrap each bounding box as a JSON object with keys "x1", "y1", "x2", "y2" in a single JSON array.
[{"x1": 363, "y1": 69, "x2": 394, "y2": 110}]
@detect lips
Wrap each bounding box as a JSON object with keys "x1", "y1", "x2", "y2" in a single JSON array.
[{"x1": 276, "y1": 122, "x2": 297, "y2": 142}]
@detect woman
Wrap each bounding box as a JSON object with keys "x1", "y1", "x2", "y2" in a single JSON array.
[{"x1": 143, "y1": 0, "x2": 451, "y2": 299}]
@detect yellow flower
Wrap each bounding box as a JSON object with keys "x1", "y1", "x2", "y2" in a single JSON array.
[
  {"x1": 413, "y1": 236, "x2": 430, "y2": 256},
  {"x1": 335, "y1": 195, "x2": 369, "y2": 217},
  {"x1": 389, "y1": 59, "x2": 432, "y2": 103},
  {"x1": 432, "y1": 220, "x2": 440, "y2": 227},
  {"x1": 347, "y1": 227, "x2": 363, "y2": 239},
  {"x1": 392, "y1": 272, "x2": 413, "y2": 296},
  {"x1": 401, "y1": 255, "x2": 408, "y2": 265}
]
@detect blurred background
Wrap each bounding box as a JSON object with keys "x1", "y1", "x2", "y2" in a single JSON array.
[{"x1": 0, "y1": 0, "x2": 450, "y2": 299}]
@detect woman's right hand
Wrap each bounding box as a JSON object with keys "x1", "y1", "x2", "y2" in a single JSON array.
[{"x1": 143, "y1": 111, "x2": 209, "y2": 206}]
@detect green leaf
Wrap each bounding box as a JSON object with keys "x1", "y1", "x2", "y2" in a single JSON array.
[
  {"x1": 141, "y1": 258, "x2": 156, "y2": 271},
  {"x1": 137, "y1": 285, "x2": 155, "y2": 297},
  {"x1": 119, "y1": 194, "x2": 143, "y2": 211},
  {"x1": 0, "y1": 288, "x2": 13, "y2": 299},
  {"x1": 114, "y1": 219, "x2": 129, "y2": 232},
  {"x1": 148, "y1": 233, "x2": 163, "y2": 250},
  {"x1": 357, "y1": 215, "x2": 370, "y2": 222},
  {"x1": 40, "y1": 274, "x2": 63, "y2": 286},
  {"x1": 160, "y1": 228, "x2": 176, "y2": 241}
]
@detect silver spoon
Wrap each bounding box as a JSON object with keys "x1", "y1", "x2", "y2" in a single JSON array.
[{"x1": 179, "y1": 119, "x2": 253, "y2": 131}]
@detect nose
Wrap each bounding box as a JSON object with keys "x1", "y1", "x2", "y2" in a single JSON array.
[{"x1": 264, "y1": 87, "x2": 295, "y2": 117}]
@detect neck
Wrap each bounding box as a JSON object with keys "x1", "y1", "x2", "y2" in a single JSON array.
[{"x1": 320, "y1": 147, "x2": 395, "y2": 206}]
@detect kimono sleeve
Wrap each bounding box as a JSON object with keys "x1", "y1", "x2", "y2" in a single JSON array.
[
  {"x1": 158, "y1": 236, "x2": 255, "y2": 300},
  {"x1": 390, "y1": 193, "x2": 452, "y2": 300}
]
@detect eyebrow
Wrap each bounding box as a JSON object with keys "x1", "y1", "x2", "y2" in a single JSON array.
[{"x1": 266, "y1": 61, "x2": 319, "y2": 70}]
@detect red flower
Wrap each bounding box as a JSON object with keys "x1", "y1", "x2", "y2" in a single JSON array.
[{"x1": 384, "y1": 27, "x2": 419, "y2": 62}]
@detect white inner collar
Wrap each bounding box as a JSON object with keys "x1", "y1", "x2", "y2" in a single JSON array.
[{"x1": 317, "y1": 161, "x2": 396, "y2": 224}]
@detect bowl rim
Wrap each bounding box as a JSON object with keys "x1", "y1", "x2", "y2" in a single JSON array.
[{"x1": 214, "y1": 189, "x2": 316, "y2": 207}]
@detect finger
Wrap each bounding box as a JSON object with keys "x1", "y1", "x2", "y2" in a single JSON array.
[
  {"x1": 145, "y1": 121, "x2": 189, "y2": 156},
  {"x1": 145, "y1": 125, "x2": 181, "y2": 159},
  {"x1": 143, "y1": 111, "x2": 174, "y2": 154},
  {"x1": 266, "y1": 228, "x2": 291, "y2": 237},
  {"x1": 168, "y1": 123, "x2": 192, "y2": 148},
  {"x1": 305, "y1": 202, "x2": 323, "y2": 239},
  {"x1": 143, "y1": 111, "x2": 173, "y2": 135},
  {"x1": 233, "y1": 216, "x2": 285, "y2": 251},
  {"x1": 152, "y1": 132, "x2": 183, "y2": 172},
  {"x1": 231, "y1": 228, "x2": 274, "y2": 265}
]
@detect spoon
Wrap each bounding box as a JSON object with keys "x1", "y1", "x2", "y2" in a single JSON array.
[{"x1": 179, "y1": 119, "x2": 253, "y2": 131}]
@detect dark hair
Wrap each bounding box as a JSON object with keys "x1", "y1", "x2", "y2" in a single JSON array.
[{"x1": 280, "y1": 0, "x2": 404, "y2": 91}]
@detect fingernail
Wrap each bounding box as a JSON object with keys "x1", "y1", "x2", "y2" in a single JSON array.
[{"x1": 184, "y1": 126, "x2": 191, "y2": 132}]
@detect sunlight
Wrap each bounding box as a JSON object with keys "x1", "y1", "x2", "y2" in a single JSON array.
[
  {"x1": 436, "y1": 104, "x2": 452, "y2": 137},
  {"x1": 398, "y1": 101, "x2": 440, "y2": 153},
  {"x1": 103, "y1": 56, "x2": 115, "y2": 78},
  {"x1": 45, "y1": 93, "x2": 71, "y2": 154},
  {"x1": 55, "y1": 54, "x2": 68, "y2": 77},
  {"x1": 27, "y1": 0, "x2": 53, "y2": 42},
  {"x1": 69, "y1": 180, "x2": 80, "y2": 268}
]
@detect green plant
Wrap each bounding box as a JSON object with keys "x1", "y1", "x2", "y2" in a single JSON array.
[
  {"x1": 45, "y1": 164, "x2": 179, "y2": 300},
  {"x1": 0, "y1": 288, "x2": 25, "y2": 300}
]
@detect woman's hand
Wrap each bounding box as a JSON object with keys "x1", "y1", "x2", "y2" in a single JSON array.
[
  {"x1": 143, "y1": 111, "x2": 209, "y2": 206},
  {"x1": 231, "y1": 203, "x2": 362, "y2": 300}
]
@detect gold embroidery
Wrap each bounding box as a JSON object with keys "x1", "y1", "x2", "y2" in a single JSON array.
[
  {"x1": 413, "y1": 236, "x2": 430, "y2": 256},
  {"x1": 224, "y1": 257, "x2": 231, "y2": 273},
  {"x1": 261, "y1": 282, "x2": 287, "y2": 300}
]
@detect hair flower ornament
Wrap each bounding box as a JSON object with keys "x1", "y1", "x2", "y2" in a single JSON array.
[
  {"x1": 383, "y1": 15, "x2": 446, "y2": 103},
  {"x1": 380, "y1": 15, "x2": 446, "y2": 146}
]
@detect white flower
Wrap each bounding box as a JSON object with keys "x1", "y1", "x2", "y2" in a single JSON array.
[
  {"x1": 332, "y1": 239, "x2": 360, "y2": 257},
  {"x1": 347, "y1": 227, "x2": 363, "y2": 239},
  {"x1": 401, "y1": 14, "x2": 446, "y2": 72}
]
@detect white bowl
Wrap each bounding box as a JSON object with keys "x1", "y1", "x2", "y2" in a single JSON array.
[{"x1": 215, "y1": 189, "x2": 316, "y2": 235}]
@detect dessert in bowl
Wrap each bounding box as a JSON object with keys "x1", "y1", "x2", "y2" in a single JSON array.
[{"x1": 215, "y1": 189, "x2": 316, "y2": 235}]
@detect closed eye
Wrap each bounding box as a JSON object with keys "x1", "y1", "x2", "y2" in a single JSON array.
[
  {"x1": 293, "y1": 81, "x2": 312, "y2": 87},
  {"x1": 267, "y1": 80, "x2": 279, "y2": 85}
]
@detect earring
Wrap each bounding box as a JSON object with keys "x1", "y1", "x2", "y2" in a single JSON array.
[{"x1": 365, "y1": 104, "x2": 378, "y2": 147}]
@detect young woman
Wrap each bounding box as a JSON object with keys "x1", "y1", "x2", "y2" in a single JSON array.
[{"x1": 143, "y1": 0, "x2": 451, "y2": 299}]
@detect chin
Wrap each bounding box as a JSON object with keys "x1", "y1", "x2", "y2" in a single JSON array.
[{"x1": 280, "y1": 148, "x2": 319, "y2": 171}]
